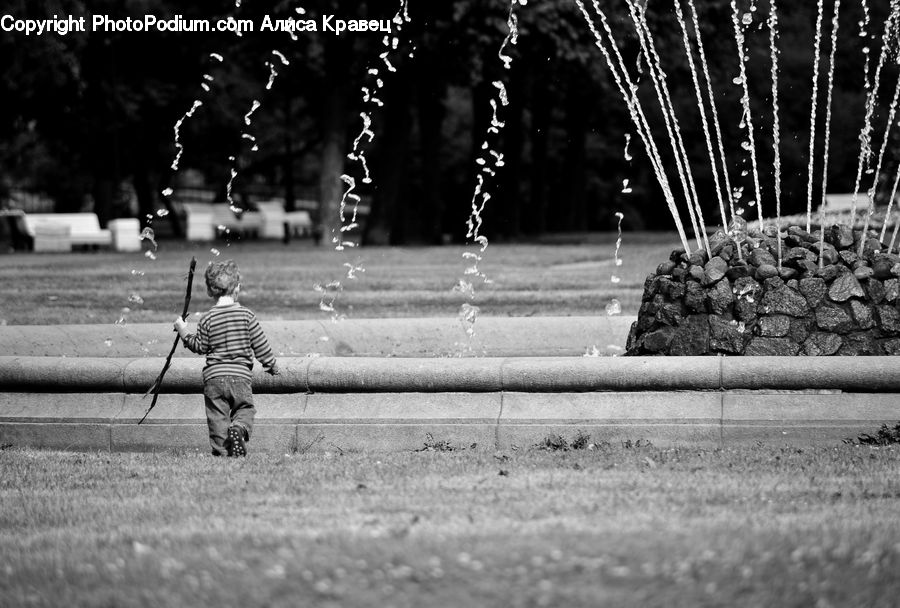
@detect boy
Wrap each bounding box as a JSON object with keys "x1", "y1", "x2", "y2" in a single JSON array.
[{"x1": 174, "y1": 260, "x2": 279, "y2": 457}]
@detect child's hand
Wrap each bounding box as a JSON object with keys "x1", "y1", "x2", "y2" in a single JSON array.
[
  {"x1": 266, "y1": 363, "x2": 281, "y2": 376},
  {"x1": 173, "y1": 317, "x2": 187, "y2": 336}
]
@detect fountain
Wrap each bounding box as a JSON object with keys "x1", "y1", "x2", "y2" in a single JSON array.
[
  {"x1": 7, "y1": 1, "x2": 900, "y2": 456},
  {"x1": 571, "y1": 0, "x2": 900, "y2": 356}
]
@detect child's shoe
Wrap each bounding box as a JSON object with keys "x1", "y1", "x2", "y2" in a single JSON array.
[{"x1": 225, "y1": 426, "x2": 248, "y2": 457}]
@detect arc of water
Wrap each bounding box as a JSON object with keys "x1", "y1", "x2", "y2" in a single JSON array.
[
  {"x1": 687, "y1": 0, "x2": 737, "y2": 242},
  {"x1": 455, "y1": 0, "x2": 523, "y2": 346},
  {"x1": 674, "y1": 0, "x2": 728, "y2": 236},
  {"x1": 880, "y1": 164, "x2": 900, "y2": 245},
  {"x1": 769, "y1": 0, "x2": 783, "y2": 269},
  {"x1": 851, "y1": 3, "x2": 899, "y2": 222},
  {"x1": 731, "y1": 0, "x2": 764, "y2": 229},
  {"x1": 226, "y1": 41, "x2": 295, "y2": 214},
  {"x1": 816, "y1": 0, "x2": 841, "y2": 268},
  {"x1": 859, "y1": 74, "x2": 900, "y2": 256},
  {"x1": 805, "y1": 0, "x2": 826, "y2": 232},
  {"x1": 890, "y1": 207, "x2": 900, "y2": 253},
  {"x1": 339, "y1": 1, "x2": 410, "y2": 245},
  {"x1": 462, "y1": 7, "x2": 518, "y2": 285},
  {"x1": 319, "y1": 0, "x2": 410, "y2": 318},
  {"x1": 626, "y1": 0, "x2": 710, "y2": 256},
  {"x1": 575, "y1": 0, "x2": 690, "y2": 253}
]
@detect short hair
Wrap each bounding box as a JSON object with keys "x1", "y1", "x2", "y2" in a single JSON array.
[{"x1": 205, "y1": 260, "x2": 241, "y2": 297}]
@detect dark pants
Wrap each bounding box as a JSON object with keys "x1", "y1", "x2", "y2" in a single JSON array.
[{"x1": 203, "y1": 376, "x2": 255, "y2": 456}]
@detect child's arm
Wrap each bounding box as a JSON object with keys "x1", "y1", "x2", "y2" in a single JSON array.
[
  {"x1": 175, "y1": 316, "x2": 209, "y2": 354},
  {"x1": 248, "y1": 315, "x2": 279, "y2": 374}
]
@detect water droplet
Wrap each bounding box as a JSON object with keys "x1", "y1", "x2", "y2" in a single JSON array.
[
  {"x1": 161, "y1": 188, "x2": 174, "y2": 197},
  {"x1": 128, "y1": 293, "x2": 144, "y2": 305},
  {"x1": 144, "y1": 251, "x2": 157, "y2": 260},
  {"x1": 741, "y1": 13, "x2": 752, "y2": 25},
  {"x1": 130, "y1": 269, "x2": 144, "y2": 276},
  {"x1": 104, "y1": 339, "x2": 113, "y2": 347},
  {"x1": 583, "y1": 346, "x2": 601, "y2": 358},
  {"x1": 210, "y1": 248, "x2": 220, "y2": 256},
  {"x1": 156, "y1": 209, "x2": 169, "y2": 218},
  {"x1": 458, "y1": 302, "x2": 480, "y2": 338},
  {"x1": 621, "y1": 179, "x2": 632, "y2": 194},
  {"x1": 606, "y1": 299, "x2": 622, "y2": 316},
  {"x1": 741, "y1": 141, "x2": 752, "y2": 151},
  {"x1": 732, "y1": 75, "x2": 744, "y2": 86}
]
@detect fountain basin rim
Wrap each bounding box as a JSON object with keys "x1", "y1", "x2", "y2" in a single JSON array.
[{"x1": 1, "y1": 355, "x2": 897, "y2": 393}]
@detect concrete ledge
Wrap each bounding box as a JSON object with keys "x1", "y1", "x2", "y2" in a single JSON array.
[
  {"x1": 3, "y1": 355, "x2": 900, "y2": 393},
  {"x1": 2, "y1": 353, "x2": 898, "y2": 452},
  {"x1": 1, "y1": 390, "x2": 895, "y2": 452}
]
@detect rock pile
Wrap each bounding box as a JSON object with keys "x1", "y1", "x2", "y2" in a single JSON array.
[{"x1": 625, "y1": 224, "x2": 900, "y2": 356}]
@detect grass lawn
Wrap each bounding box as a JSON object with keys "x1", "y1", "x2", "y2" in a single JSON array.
[
  {"x1": 0, "y1": 233, "x2": 679, "y2": 324},
  {"x1": 2, "y1": 444, "x2": 899, "y2": 607}
]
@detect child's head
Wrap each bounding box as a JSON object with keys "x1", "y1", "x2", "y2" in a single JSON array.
[{"x1": 205, "y1": 260, "x2": 241, "y2": 298}]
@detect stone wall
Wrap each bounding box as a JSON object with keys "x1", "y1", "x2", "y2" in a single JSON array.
[{"x1": 625, "y1": 224, "x2": 900, "y2": 356}]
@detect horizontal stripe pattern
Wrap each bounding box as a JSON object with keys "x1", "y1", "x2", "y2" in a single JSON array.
[{"x1": 181, "y1": 304, "x2": 276, "y2": 382}]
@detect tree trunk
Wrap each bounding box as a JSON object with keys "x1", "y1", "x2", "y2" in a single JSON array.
[
  {"x1": 527, "y1": 78, "x2": 551, "y2": 235},
  {"x1": 316, "y1": 38, "x2": 351, "y2": 248},
  {"x1": 282, "y1": 93, "x2": 296, "y2": 213},
  {"x1": 563, "y1": 83, "x2": 588, "y2": 231},
  {"x1": 365, "y1": 73, "x2": 413, "y2": 245},
  {"x1": 499, "y1": 65, "x2": 524, "y2": 240}
]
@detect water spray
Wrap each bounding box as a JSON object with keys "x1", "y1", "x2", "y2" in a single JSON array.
[
  {"x1": 575, "y1": 0, "x2": 690, "y2": 253},
  {"x1": 316, "y1": 0, "x2": 411, "y2": 319},
  {"x1": 817, "y1": 0, "x2": 842, "y2": 269}
]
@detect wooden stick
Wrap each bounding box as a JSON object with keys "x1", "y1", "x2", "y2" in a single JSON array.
[{"x1": 139, "y1": 257, "x2": 197, "y2": 425}]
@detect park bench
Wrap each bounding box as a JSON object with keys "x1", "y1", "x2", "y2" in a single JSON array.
[
  {"x1": 21, "y1": 212, "x2": 112, "y2": 252},
  {"x1": 183, "y1": 203, "x2": 263, "y2": 241},
  {"x1": 821, "y1": 193, "x2": 871, "y2": 212},
  {"x1": 184, "y1": 201, "x2": 315, "y2": 241},
  {"x1": 255, "y1": 200, "x2": 314, "y2": 239}
]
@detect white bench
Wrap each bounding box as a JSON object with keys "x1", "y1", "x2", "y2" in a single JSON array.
[
  {"x1": 183, "y1": 203, "x2": 263, "y2": 241},
  {"x1": 22, "y1": 213, "x2": 112, "y2": 251},
  {"x1": 821, "y1": 193, "x2": 871, "y2": 212},
  {"x1": 255, "y1": 201, "x2": 314, "y2": 239}
]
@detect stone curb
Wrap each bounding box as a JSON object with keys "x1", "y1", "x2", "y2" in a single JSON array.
[
  {"x1": 2, "y1": 391, "x2": 897, "y2": 452},
  {"x1": 2, "y1": 355, "x2": 900, "y2": 393}
]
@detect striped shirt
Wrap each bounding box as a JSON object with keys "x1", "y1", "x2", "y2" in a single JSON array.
[{"x1": 181, "y1": 303, "x2": 276, "y2": 382}]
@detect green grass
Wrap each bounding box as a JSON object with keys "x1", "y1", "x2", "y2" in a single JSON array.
[
  {"x1": 0, "y1": 233, "x2": 679, "y2": 324},
  {"x1": 2, "y1": 444, "x2": 899, "y2": 607}
]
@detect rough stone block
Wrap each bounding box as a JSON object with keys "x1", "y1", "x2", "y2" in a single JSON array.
[
  {"x1": 874, "y1": 305, "x2": 900, "y2": 334},
  {"x1": 828, "y1": 272, "x2": 865, "y2": 302},
  {"x1": 669, "y1": 315, "x2": 710, "y2": 355},
  {"x1": 709, "y1": 316, "x2": 745, "y2": 354},
  {"x1": 850, "y1": 300, "x2": 875, "y2": 329},
  {"x1": 802, "y1": 332, "x2": 842, "y2": 356},
  {"x1": 758, "y1": 315, "x2": 790, "y2": 337},
  {"x1": 761, "y1": 286, "x2": 809, "y2": 317},
  {"x1": 815, "y1": 302, "x2": 854, "y2": 333},
  {"x1": 744, "y1": 337, "x2": 799, "y2": 356},
  {"x1": 706, "y1": 279, "x2": 733, "y2": 315}
]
